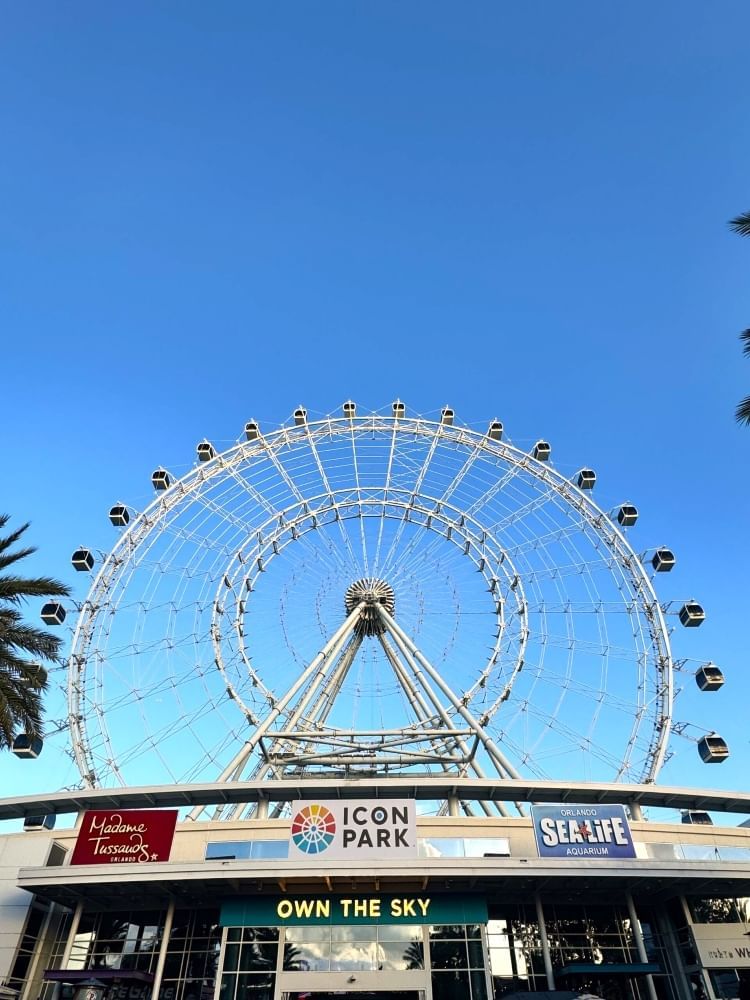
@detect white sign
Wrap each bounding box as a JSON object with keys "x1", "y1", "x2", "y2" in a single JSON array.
[
  {"x1": 692, "y1": 926, "x2": 750, "y2": 969},
  {"x1": 288, "y1": 799, "x2": 417, "y2": 860}
]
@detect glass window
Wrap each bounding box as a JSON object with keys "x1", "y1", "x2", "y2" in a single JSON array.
[
  {"x1": 432, "y1": 969, "x2": 470, "y2": 998},
  {"x1": 330, "y1": 939, "x2": 376, "y2": 971},
  {"x1": 464, "y1": 838, "x2": 511, "y2": 858},
  {"x1": 689, "y1": 898, "x2": 750, "y2": 924}
]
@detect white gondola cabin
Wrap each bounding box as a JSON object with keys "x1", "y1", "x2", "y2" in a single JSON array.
[
  {"x1": 245, "y1": 421, "x2": 260, "y2": 441},
  {"x1": 617, "y1": 504, "x2": 638, "y2": 527},
  {"x1": 695, "y1": 663, "x2": 724, "y2": 692},
  {"x1": 652, "y1": 548, "x2": 675, "y2": 572},
  {"x1": 109, "y1": 505, "x2": 129, "y2": 527},
  {"x1": 40, "y1": 602, "x2": 65, "y2": 625},
  {"x1": 294, "y1": 408, "x2": 307, "y2": 426},
  {"x1": 698, "y1": 734, "x2": 729, "y2": 763},
  {"x1": 197, "y1": 441, "x2": 216, "y2": 462},
  {"x1": 577, "y1": 469, "x2": 596, "y2": 490},
  {"x1": 12, "y1": 734, "x2": 43, "y2": 758},
  {"x1": 392, "y1": 400, "x2": 405, "y2": 418},
  {"x1": 679, "y1": 602, "x2": 705, "y2": 627},
  {"x1": 681, "y1": 810, "x2": 713, "y2": 825},
  {"x1": 441, "y1": 407, "x2": 454, "y2": 426},
  {"x1": 152, "y1": 469, "x2": 171, "y2": 490},
  {"x1": 71, "y1": 548, "x2": 94, "y2": 572},
  {"x1": 23, "y1": 814, "x2": 56, "y2": 831},
  {"x1": 487, "y1": 421, "x2": 503, "y2": 441},
  {"x1": 533, "y1": 441, "x2": 551, "y2": 461},
  {"x1": 343, "y1": 401, "x2": 356, "y2": 418}
]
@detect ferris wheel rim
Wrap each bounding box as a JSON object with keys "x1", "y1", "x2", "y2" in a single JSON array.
[{"x1": 65, "y1": 406, "x2": 675, "y2": 790}]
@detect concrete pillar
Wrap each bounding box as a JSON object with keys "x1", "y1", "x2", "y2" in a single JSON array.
[
  {"x1": 626, "y1": 892, "x2": 658, "y2": 1000},
  {"x1": 535, "y1": 893, "x2": 555, "y2": 990},
  {"x1": 150, "y1": 900, "x2": 175, "y2": 1000}
]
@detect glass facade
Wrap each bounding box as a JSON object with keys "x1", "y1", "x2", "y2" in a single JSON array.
[{"x1": 12, "y1": 893, "x2": 731, "y2": 1000}]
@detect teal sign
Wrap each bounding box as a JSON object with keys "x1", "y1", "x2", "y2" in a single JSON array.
[{"x1": 221, "y1": 893, "x2": 487, "y2": 927}]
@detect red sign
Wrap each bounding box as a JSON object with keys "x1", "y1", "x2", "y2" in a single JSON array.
[{"x1": 71, "y1": 809, "x2": 178, "y2": 865}]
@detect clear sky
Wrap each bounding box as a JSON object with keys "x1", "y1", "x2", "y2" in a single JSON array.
[{"x1": 2, "y1": 2, "x2": 750, "y2": 808}]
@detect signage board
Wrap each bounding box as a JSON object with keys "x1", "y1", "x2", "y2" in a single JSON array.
[
  {"x1": 222, "y1": 893, "x2": 488, "y2": 927},
  {"x1": 692, "y1": 926, "x2": 750, "y2": 969},
  {"x1": 531, "y1": 804, "x2": 636, "y2": 859},
  {"x1": 288, "y1": 799, "x2": 417, "y2": 860},
  {"x1": 71, "y1": 809, "x2": 178, "y2": 865}
]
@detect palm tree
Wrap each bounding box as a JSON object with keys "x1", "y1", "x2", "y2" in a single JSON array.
[
  {"x1": 0, "y1": 514, "x2": 70, "y2": 749},
  {"x1": 729, "y1": 212, "x2": 750, "y2": 423}
]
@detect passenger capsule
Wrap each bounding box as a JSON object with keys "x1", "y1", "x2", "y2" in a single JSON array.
[
  {"x1": 679, "y1": 602, "x2": 705, "y2": 628},
  {"x1": 441, "y1": 407, "x2": 454, "y2": 426},
  {"x1": 577, "y1": 469, "x2": 596, "y2": 490},
  {"x1": 294, "y1": 407, "x2": 307, "y2": 426},
  {"x1": 109, "y1": 505, "x2": 129, "y2": 527},
  {"x1": 245, "y1": 421, "x2": 260, "y2": 441},
  {"x1": 652, "y1": 548, "x2": 675, "y2": 572},
  {"x1": 681, "y1": 810, "x2": 713, "y2": 825},
  {"x1": 392, "y1": 400, "x2": 405, "y2": 418},
  {"x1": 698, "y1": 734, "x2": 729, "y2": 763},
  {"x1": 152, "y1": 469, "x2": 171, "y2": 490},
  {"x1": 23, "y1": 815, "x2": 56, "y2": 831},
  {"x1": 695, "y1": 663, "x2": 724, "y2": 692},
  {"x1": 487, "y1": 421, "x2": 503, "y2": 441},
  {"x1": 71, "y1": 548, "x2": 94, "y2": 572},
  {"x1": 12, "y1": 734, "x2": 43, "y2": 759},
  {"x1": 617, "y1": 504, "x2": 638, "y2": 527},
  {"x1": 197, "y1": 441, "x2": 216, "y2": 462},
  {"x1": 533, "y1": 441, "x2": 551, "y2": 461},
  {"x1": 343, "y1": 401, "x2": 356, "y2": 418},
  {"x1": 40, "y1": 602, "x2": 66, "y2": 625}
]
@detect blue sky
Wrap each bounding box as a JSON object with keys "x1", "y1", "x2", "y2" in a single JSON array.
[{"x1": 2, "y1": 2, "x2": 750, "y2": 806}]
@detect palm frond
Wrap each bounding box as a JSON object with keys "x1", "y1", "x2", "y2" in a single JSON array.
[
  {"x1": 736, "y1": 395, "x2": 750, "y2": 425},
  {"x1": 729, "y1": 212, "x2": 750, "y2": 237},
  {"x1": 740, "y1": 329, "x2": 750, "y2": 358},
  {"x1": 0, "y1": 575, "x2": 71, "y2": 603}
]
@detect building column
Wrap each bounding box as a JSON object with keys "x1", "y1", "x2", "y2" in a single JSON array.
[
  {"x1": 150, "y1": 900, "x2": 175, "y2": 1000},
  {"x1": 630, "y1": 802, "x2": 644, "y2": 821},
  {"x1": 52, "y1": 901, "x2": 84, "y2": 1000},
  {"x1": 535, "y1": 894, "x2": 555, "y2": 990},
  {"x1": 626, "y1": 892, "x2": 658, "y2": 1000}
]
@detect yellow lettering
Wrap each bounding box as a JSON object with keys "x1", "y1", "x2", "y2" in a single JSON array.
[
  {"x1": 354, "y1": 900, "x2": 368, "y2": 917},
  {"x1": 341, "y1": 899, "x2": 352, "y2": 917},
  {"x1": 403, "y1": 900, "x2": 416, "y2": 917},
  {"x1": 295, "y1": 899, "x2": 315, "y2": 918},
  {"x1": 391, "y1": 899, "x2": 403, "y2": 917},
  {"x1": 277, "y1": 900, "x2": 292, "y2": 919},
  {"x1": 417, "y1": 899, "x2": 430, "y2": 917},
  {"x1": 370, "y1": 899, "x2": 381, "y2": 917},
  {"x1": 315, "y1": 900, "x2": 330, "y2": 918}
]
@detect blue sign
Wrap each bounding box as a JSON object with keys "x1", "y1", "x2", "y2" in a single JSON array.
[{"x1": 531, "y1": 804, "x2": 636, "y2": 859}]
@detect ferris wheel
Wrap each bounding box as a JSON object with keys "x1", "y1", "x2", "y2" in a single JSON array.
[{"x1": 37, "y1": 403, "x2": 728, "y2": 802}]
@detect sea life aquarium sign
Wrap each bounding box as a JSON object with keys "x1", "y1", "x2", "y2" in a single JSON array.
[
  {"x1": 222, "y1": 894, "x2": 488, "y2": 927},
  {"x1": 531, "y1": 804, "x2": 636, "y2": 859}
]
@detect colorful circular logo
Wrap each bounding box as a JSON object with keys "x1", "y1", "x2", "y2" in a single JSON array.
[{"x1": 291, "y1": 804, "x2": 336, "y2": 854}]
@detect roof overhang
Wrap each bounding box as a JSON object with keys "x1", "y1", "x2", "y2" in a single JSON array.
[
  {"x1": 2, "y1": 777, "x2": 750, "y2": 821},
  {"x1": 17, "y1": 857, "x2": 750, "y2": 909}
]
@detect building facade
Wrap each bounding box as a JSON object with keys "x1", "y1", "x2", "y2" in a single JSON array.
[{"x1": 1, "y1": 780, "x2": 750, "y2": 1000}]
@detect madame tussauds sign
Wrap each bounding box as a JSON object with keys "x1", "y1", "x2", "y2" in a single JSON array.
[
  {"x1": 71, "y1": 809, "x2": 178, "y2": 865},
  {"x1": 288, "y1": 799, "x2": 417, "y2": 860}
]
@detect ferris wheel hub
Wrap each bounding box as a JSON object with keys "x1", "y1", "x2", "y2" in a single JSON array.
[{"x1": 345, "y1": 578, "x2": 396, "y2": 636}]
